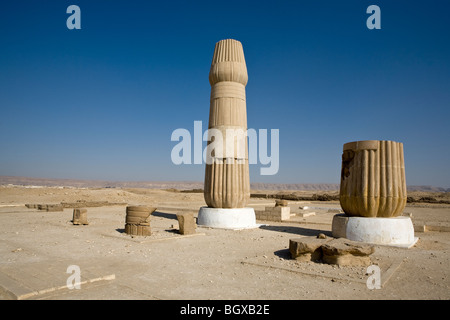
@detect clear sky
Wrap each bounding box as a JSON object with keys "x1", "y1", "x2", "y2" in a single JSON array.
[{"x1": 1, "y1": 0, "x2": 449, "y2": 187}]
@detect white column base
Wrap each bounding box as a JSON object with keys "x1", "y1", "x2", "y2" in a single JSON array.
[
  {"x1": 332, "y1": 214, "x2": 418, "y2": 248},
  {"x1": 197, "y1": 206, "x2": 258, "y2": 230}
]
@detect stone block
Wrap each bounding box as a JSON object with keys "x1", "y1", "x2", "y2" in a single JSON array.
[
  {"x1": 271, "y1": 206, "x2": 290, "y2": 221},
  {"x1": 321, "y1": 238, "x2": 375, "y2": 267},
  {"x1": 280, "y1": 206, "x2": 290, "y2": 220},
  {"x1": 72, "y1": 208, "x2": 88, "y2": 225},
  {"x1": 289, "y1": 236, "x2": 331, "y2": 262},
  {"x1": 289, "y1": 236, "x2": 376, "y2": 266},
  {"x1": 176, "y1": 212, "x2": 196, "y2": 235},
  {"x1": 255, "y1": 206, "x2": 291, "y2": 222}
]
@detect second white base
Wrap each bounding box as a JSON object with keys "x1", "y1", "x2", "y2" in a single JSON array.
[
  {"x1": 197, "y1": 206, "x2": 258, "y2": 230},
  {"x1": 332, "y1": 214, "x2": 418, "y2": 248}
]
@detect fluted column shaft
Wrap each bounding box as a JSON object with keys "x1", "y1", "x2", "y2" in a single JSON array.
[
  {"x1": 339, "y1": 140, "x2": 407, "y2": 217},
  {"x1": 204, "y1": 39, "x2": 250, "y2": 208}
]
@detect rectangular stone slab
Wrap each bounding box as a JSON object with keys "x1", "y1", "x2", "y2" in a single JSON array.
[
  {"x1": 72, "y1": 208, "x2": 88, "y2": 225},
  {"x1": 321, "y1": 238, "x2": 375, "y2": 266},
  {"x1": 320, "y1": 238, "x2": 375, "y2": 256},
  {"x1": 176, "y1": 212, "x2": 196, "y2": 235}
]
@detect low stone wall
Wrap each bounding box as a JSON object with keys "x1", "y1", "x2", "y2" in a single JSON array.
[{"x1": 255, "y1": 206, "x2": 290, "y2": 222}]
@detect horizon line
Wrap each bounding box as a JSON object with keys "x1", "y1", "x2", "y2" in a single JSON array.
[{"x1": 0, "y1": 175, "x2": 448, "y2": 190}]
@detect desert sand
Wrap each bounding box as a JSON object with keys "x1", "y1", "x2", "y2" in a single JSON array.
[{"x1": 0, "y1": 184, "x2": 449, "y2": 301}]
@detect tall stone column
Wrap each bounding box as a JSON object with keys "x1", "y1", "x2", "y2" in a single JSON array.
[
  {"x1": 204, "y1": 38, "x2": 250, "y2": 209},
  {"x1": 198, "y1": 39, "x2": 256, "y2": 229}
]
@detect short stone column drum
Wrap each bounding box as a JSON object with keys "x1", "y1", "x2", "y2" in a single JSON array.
[
  {"x1": 339, "y1": 140, "x2": 407, "y2": 217},
  {"x1": 124, "y1": 206, "x2": 156, "y2": 236}
]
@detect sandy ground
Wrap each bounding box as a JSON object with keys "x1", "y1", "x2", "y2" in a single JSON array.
[{"x1": 0, "y1": 185, "x2": 449, "y2": 301}]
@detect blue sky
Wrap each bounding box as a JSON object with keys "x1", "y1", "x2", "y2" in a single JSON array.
[{"x1": 1, "y1": 0, "x2": 449, "y2": 187}]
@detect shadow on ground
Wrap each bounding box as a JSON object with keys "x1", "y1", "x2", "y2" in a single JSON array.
[
  {"x1": 259, "y1": 225, "x2": 332, "y2": 237},
  {"x1": 152, "y1": 211, "x2": 178, "y2": 220},
  {"x1": 274, "y1": 248, "x2": 292, "y2": 260}
]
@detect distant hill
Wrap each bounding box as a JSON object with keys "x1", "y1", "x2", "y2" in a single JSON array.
[
  {"x1": 0, "y1": 176, "x2": 203, "y2": 190},
  {"x1": 1, "y1": 176, "x2": 448, "y2": 192},
  {"x1": 406, "y1": 185, "x2": 450, "y2": 192},
  {"x1": 250, "y1": 183, "x2": 340, "y2": 191}
]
